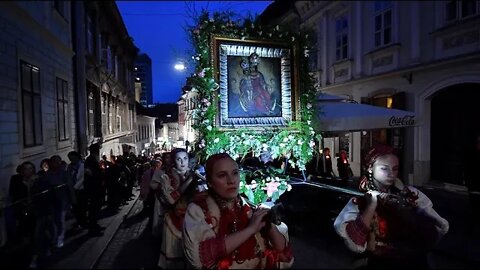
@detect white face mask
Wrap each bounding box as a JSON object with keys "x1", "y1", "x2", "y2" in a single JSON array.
[{"x1": 174, "y1": 152, "x2": 189, "y2": 173}]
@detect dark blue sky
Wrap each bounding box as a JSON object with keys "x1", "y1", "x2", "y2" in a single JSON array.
[{"x1": 116, "y1": 1, "x2": 272, "y2": 103}]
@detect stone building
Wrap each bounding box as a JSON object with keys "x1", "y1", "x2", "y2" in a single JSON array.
[
  {"x1": 260, "y1": 0, "x2": 480, "y2": 187},
  {"x1": 73, "y1": 1, "x2": 138, "y2": 159},
  {"x1": 0, "y1": 1, "x2": 76, "y2": 192},
  {"x1": 178, "y1": 85, "x2": 200, "y2": 151},
  {"x1": 0, "y1": 0, "x2": 138, "y2": 195},
  {"x1": 135, "y1": 114, "x2": 156, "y2": 156}
]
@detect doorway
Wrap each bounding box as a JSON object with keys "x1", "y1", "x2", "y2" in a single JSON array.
[{"x1": 430, "y1": 83, "x2": 480, "y2": 185}]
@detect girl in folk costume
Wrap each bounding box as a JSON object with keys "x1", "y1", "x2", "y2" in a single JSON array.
[
  {"x1": 334, "y1": 144, "x2": 449, "y2": 269},
  {"x1": 156, "y1": 148, "x2": 197, "y2": 269},
  {"x1": 183, "y1": 153, "x2": 294, "y2": 269}
]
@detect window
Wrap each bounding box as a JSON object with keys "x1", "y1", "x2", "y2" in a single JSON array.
[
  {"x1": 116, "y1": 102, "x2": 122, "y2": 132},
  {"x1": 100, "y1": 33, "x2": 111, "y2": 69},
  {"x1": 108, "y1": 97, "x2": 113, "y2": 134},
  {"x1": 374, "y1": 1, "x2": 392, "y2": 47},
  {"x1": 126, "y1": 67, "x2": 132, "y2": 92},
  {"x1": 86, "y1": 13, "x2": 95, "y2": 55},
  {"x1": 129, "y1": 104, "x2": 134, "y2": 131},
  {"x1": 87, "y1": 92, "x2": 95, "y2": 137},
  {"x1": 111, "y1": 48, "x2": 117, "y2": 76},
  {"x1": 21, "y1": 61, "x2": 43, "y2": 147},
  {"x1": 335, "y1": 15, "x2": 349, "y2": 60},
  {"x1": 116, "y1": 115, "x2": 121, "y2": 132},
  {"x1": 445, "y1": 0, "x2": 478, "y2": 22},
  {"x1": 53, "y1": 0, "x2": 67, "y2": 19},
  {"x1": 56, "y1": 77, "x2": 69, "y2": 141},
  {"x1": 101, "y1": 93, "x2": 107, "y2": 135}
]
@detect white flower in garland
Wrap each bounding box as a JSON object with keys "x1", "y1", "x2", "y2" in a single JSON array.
[
  {"x1": 214, "y1": 138, "x2": 219, "y2": 143},
  {"x1": 306, "y1": 103, "x2": 312, "y2": 109},
  {"x1": 189, "y1": 11, "x2": 317, "y2": 175},
  {"x1": 262, "y1": 143, "x2": 269, "y2": 151}
]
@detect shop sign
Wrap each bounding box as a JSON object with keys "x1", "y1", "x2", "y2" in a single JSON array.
[{"x1": 389, "y1": 115, "x2": 415, "y2": 127}]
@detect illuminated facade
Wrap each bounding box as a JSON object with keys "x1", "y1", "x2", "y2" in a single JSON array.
[{"x1": 261, "y1": 0, "x2": 480, "y2": 187}]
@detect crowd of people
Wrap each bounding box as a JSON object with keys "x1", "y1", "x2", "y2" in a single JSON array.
[
  {"x1": 1, "y1": 142, "x2": 454, "y2": 269},
  {"x1": 140, "y1": 149, "x2": 294, "y2": 269},
  {"x1": 2, "y1": 143, "x2": 156, "y2": 268},
  {"x1": 305, "y1": 147, "x2": 353, "y2": 186},
  {"x1": 140, "y1": 144, "x2": 450, "y2": 270}
]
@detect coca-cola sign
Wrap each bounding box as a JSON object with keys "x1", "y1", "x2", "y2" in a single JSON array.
[{"x1": 389, "y1": 115, "x2": 415, "y2": 127}]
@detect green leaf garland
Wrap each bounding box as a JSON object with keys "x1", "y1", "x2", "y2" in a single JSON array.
[{"x1": 186, "y1": 10, "x2": 318, "y2": 171}]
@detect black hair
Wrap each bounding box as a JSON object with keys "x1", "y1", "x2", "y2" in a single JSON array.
[
  {"x1": 68, "y1": 151, "x2": 81, "y2": 158},
  {"x1": 20, "y1": 161, "x2": 36, "y2": 172}
]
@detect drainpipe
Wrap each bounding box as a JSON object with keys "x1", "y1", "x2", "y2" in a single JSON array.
[{"x1": 71, "y1": 2, "x2": 88, "y2": 157}]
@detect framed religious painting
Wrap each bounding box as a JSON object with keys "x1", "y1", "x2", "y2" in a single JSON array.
[{"x1": 211, "y1": 36, "x2": 299, "y2": 129}]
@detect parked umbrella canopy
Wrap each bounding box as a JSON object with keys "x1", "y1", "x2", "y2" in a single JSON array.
[{"x1": 313, "y1": 93, "x2": 418, "y2": 133}]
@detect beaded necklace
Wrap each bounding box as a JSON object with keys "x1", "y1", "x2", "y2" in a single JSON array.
[{"x1": 210, "y1": 192, "x2": 258, "y2": 266}]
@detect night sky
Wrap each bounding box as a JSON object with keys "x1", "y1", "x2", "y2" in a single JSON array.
[{"x1": 116, "y1": 1, "x2": 272, "y2": 103}]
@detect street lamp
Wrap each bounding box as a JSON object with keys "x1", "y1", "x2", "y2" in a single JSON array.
[{"x1": 174, "y1": 62, "x2": 185, "y2": 71}]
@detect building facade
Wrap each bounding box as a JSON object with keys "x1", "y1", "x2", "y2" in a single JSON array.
[
  {"x1": 134, "y1": 53, "x2": 153, "y2": 106},
  {"x1": 73, "y1": 1, "x2": 138, "y2": 159},
  {"x1": 178, "y1": 87, "x2": 200, "y2": 151},
  {"x1": 135, "y1": 114, "x2": 156, "y2": 156},
  {"x1": 0, "y1": 1, "x2": 76, "y2": 192},
  {"x1": 158, "y1": 122, "x2": 181, "y2": 152},
  {"x1": 262, "y1": 0, "x2": 480, "y2": 187}
]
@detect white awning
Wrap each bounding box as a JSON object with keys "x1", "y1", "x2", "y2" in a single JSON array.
[{"x1": 313, "y1": 93, "x2": 418, "y2": 133}]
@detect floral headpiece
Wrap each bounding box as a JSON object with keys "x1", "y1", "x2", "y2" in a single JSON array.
[{"x1": 359, "y1": 144, "x2": 397, "y2": 192}]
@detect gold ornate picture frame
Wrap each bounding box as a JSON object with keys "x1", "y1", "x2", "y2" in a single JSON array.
[{"x1": 211, "y1": 36, "x2": 298, "y2": 129}]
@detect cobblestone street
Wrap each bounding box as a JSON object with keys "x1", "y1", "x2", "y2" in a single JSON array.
[
  {"x1": 92, "y1": 185, "x2": 477, "y2": 269},
  {"x1": 94, "y1": 194, "x2": 160, "y2": 269}
]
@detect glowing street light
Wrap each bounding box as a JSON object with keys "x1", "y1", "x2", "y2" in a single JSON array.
[{"x1": 174, "y1": 62, "x2": 185, "y2": 71}]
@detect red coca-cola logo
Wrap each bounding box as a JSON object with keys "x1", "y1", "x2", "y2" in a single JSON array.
[{"x1": 389, "y1": 115, "x2": 415, "y2": 127}]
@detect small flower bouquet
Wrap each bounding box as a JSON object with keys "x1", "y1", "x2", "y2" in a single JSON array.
[{"x1": 239, "y1": 166, "x2": 292, "y2": 206}]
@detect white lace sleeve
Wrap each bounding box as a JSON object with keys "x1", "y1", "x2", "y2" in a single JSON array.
[
  {"x1": 333, "y1": 198, "x2": 367, "y2": 253},
  {"x1": 183, "y1": 202, "x2": 217, "y2": 269}
]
